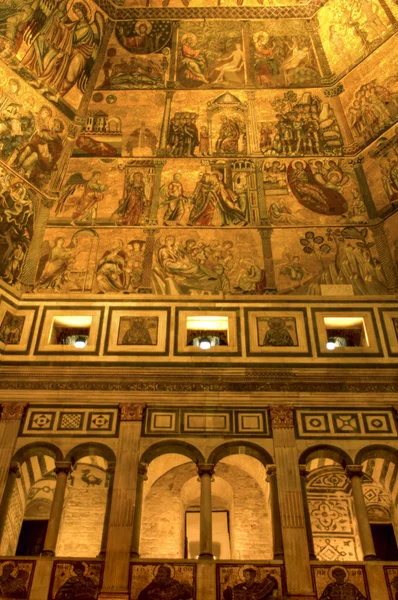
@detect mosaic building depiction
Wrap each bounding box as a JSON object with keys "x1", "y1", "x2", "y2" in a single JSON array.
[{"x1": 0, "y1": 0, "x2": 398, "y2": 599}]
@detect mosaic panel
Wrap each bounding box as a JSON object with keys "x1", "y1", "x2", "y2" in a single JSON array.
[
  {"x1": 385, "y1": 566, "x2": 398, "y2": 600},
  {"x1": 144, "y1": 407, "x2": 269, "y2": 436},
  {"x1": 216, "y1": 564, "x2": 285, "y2": 600},
  {"x1": 312, "y1": 565, "x2": 369, "y2": 600},
  {"x1": 0, "y1": 560, "x2": 35, "y2": 599},
  {"x1": 21, "y1": 406, "x2": 118, "y2": 437},
  {"x1": 296, "y1": 408, "x2": 397, "y2": 439},
  {"x1": 130, "y1": 563, "x2": 195, "y2": 600},
  {"x1": 48, "y1": 561, "x2": 103, "y2": 600}
]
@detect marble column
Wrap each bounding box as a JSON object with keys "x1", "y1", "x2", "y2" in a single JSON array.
[
  {"x1": 99, "y1": 403, "x2": 146, "y2": 600},
  {"x1": 349, "y1": 156, "x2": 379, "y2": 220},
  {"x1": 299, "y1": 465, "x2": 317, "y2": 560},
  {"x1": 198, "y1": 464, "x2": 214, "y2": 559},
  {"x1": 345, "y1": 465, "x2": 377, "y2": 560},
  {"x1": 42, "y1": 461, "x2": 72, "y2": 556},
  {"x1": 98, "y1": 463, "x2": 115, "y2": 558},
  {"x1": 149, "y1": 161, "x2": 166, "y2": 224},
  {"x1": 158, "y1": 92, "x2": 174, "y2": 153},
  {"x1": 259, "y1": 228, "x2": 277, "y2": 291},
  {"x1": 270, "y1": 406, "x2": 315, "y2": 596},
  {"x1": 265, "y1": 465, "x2": 284, "y2": 559},
  {"x1": 0, "y1": 403, "x2": 26, "y2": 506},
  {"x1": 305, "y1": 16, "x2": 334, "y2": 82},
  {"x1": 378, "y1": 0, "x2": 398, "y2": 26},
  {"x1": 0, "y1": 462, "x2": 20, "y2": 542},
  {"x1": 254, "y1": 160, "x2": 268, "y2": 225},
  {"x1": 372, "y1": 222, "x2": 398, "y2": 291},
  {"x1": 131, "y1": 462, "x2": 148, "y2": 558},
  {"x1": 167, "y1": 22, "x2": 180, "y2": 87},
  {"x1": 19, "y1": 198, "x2": 53, "y2": 288},
  {"x1": 323, "y1": 84, "x2": 357, "y2": 153}
]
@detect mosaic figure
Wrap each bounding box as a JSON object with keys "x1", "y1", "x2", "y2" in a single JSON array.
[
  {"x1": 0, "y1": 312, "x2": 24, "y2": 345},
  {"x1": 118, "y1": 317, "x2": 157, "y2": 345},
  {"x1": 49, "y1": 561, "x2": 102, "y2": 600}
]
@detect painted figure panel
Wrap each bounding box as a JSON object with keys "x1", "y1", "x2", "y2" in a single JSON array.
[
  {"x1": 385, "y1": 566, "x2": 398, "y2": 600},
  {"x1": 257, "y1": 89, "x2": 344, "y2": 157},
  {"x1": 96, "y1": 22, "x2": 171, "y2": 90},
  {"x1": 343, "y1": 35, "x2": 398, "y2": 145},
  {"x1": 118, "y1": 316, "x2": 158, "y2": 344},
  {"x1": 365, "y1": 128, "x2": 398, "y2": 213},
  {"x1": 48, "y1": 561, "x2": 103, "y2": 600},
  {"x1": 264, "y1": 159, "x2": 367, "y2": 226},
  {"x1": 0, "y1": 311, "x2": 25, "y2": 345},
  {"x1": 250, "y1": 20, "x2": 321, "y2": 88},
  {"x1": 312, "y1": 565, "x2": 369, "y2": 600},
  {"x1": 272, "y1": 226, "x2": 389, "y2": 295},
  {"x1": 0, "y1": 169, "x2": 38, "y2": 285},
  {"x1": 0, "y1": 66, "x2": 68, "y2": 188},
  {"x1": 81, "y1": 92, "x2": 164, "y2": 157},
  {"x1": 0, "y1": 0, "x2": 107, "y2": 114},
  {"x1": 216, "y1": 564, "x2": 284, "y2": 600},
  {"x1": 318, "y1": 0, "x2": 394, "y2": 77},
  {"x1": 34, "y1": 227, "x2": 266, "y2": 295},
  {"x1": 257, "y1": 316, "x2": 298, "y2": 346},
  {"x1": 130, "y1": 563, "x2": 195, "y2": 600},
  {"x1": 0, "y1": 559, "x2": 35, "y2": 598},
  {"x1": 177, "y1": 22, "x2": 244, "y2": 88}
]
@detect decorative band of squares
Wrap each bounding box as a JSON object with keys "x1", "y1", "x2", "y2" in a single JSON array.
[
  {"x1": 144, "y1": 407, "x2": 269, "y2": 437},
  {"x1": 296, "y1": 408, "x2": 397, "y2": 439},
  {"x1": 20, "y1": 406, "x2": 118, "y2": 437}
]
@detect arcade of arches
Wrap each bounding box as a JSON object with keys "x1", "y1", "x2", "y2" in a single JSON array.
[{"x1": 0, "y1": 0, "x2": 398, "y2": 598}]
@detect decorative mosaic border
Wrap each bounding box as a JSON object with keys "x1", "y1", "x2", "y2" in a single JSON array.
[
  {"x1": 144, "y1": 406, "x2": 270, "y2": 436},
  {"x1": 296, "y1": 408, "x2": 397, "y2": 439},
  {"x1": 20, "y1": 405, "x2": 119, "y2": 437}
]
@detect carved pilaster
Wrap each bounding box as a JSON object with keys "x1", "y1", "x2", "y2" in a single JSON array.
[
  {"x1": 259, "y1": 228, "x2": 277, "y2": 292},
  {"x1": 348, "y1": 156, "x2": 379, "y2": 219},
  {"x1": 324, "y1": 84, "x2": 358, "y2": 152},
  {"x1": 167, "y1": 21, "x2": 180, "y2": 87},
  {"x1": 371, "y1": 222, "x2": 398, "y2": 291},
  {"x1": 158, "y1": 91, "x2": 174, "y2": 153}
]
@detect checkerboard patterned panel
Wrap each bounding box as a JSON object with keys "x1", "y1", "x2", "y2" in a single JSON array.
[{"x1": 21, "y1": 406, "x2": 118, "y2": 437}]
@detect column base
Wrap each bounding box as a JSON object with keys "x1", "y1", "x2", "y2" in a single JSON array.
[
  {"x1": 98, "y1": 592, "x2": 129, "y2": 600},
  {"x1": 273, "y1": 553, "x2": 284, "y2": 560},
  {"x1": 364, "y1": 554, "x2": 378, "y2": 561},
  {"x1": 198, "y1": 553, "x2": 214, "y2": 560},
  {"x1": 130, "y1": 552, "x2": 140, "y2": 559},
  {"x1": 97, "y1": 551, "x2": 106, "y2": 558},
  {"x1": 41, "y1": 550, "x2": 55, "y2": 557}
]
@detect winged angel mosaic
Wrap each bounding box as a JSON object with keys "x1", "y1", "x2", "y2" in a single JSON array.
[{"x1": 0, "y1": 0, "x2": 104, "y2": 104}]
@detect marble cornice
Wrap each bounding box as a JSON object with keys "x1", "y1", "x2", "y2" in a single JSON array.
[{"x1": 0, "y1": 366, "x2": 397, "y2": 394}]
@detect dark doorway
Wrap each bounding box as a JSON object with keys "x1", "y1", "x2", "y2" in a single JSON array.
[
  {"x1": 370, "y1": 523, "x2": 398, "y2": 560},
  {"x1": 16, "y1": 520, "x2": 48, "y2": 556}
]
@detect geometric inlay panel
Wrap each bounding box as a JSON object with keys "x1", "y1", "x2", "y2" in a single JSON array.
[
  {"x1": 297, "y1": 408, "x2": 397, "y2": 439},
  {"x1": 144, "y1": 406, "x2": 269, "y2": 437},
  {"x1": 21, "y1": 405, "x2": 118, "y2": 437}
]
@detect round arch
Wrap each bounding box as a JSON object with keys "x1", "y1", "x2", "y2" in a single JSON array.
[
  {"x1": 355, "y1": 444, "x2": 398, "y2": 466},
  {"x1": 13, "y1": 442, "x2": 63, "y2": 465},
  {"x1": 140, "y1": 440, "x2": 205, "y2": 465},
  {"x1": 207, "y1": 441, "x2": 273, "y2": 468},
  {"x1": 299, "y1": 444, "x2": 353, "y2": 468},
  {"x1": 65, "y1": 442, "x2": 116, "y2": 464}
]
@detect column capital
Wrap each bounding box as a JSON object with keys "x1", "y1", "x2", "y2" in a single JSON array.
[
  {"x1": 138, "y1": 462, "x2": 148, "y2": 480},
  {"x1": 270, "y1": 405, "x2": 295, "y2": 429},
  {"x1": 197, "y1": 463, "x2": 215, "y2": 477},
  {"x1": 299, "y1": 464, "x2": 308, "y2": 480},
  {"x1": 9, "y1": 461, "x2": 21, "y2": 478},
  {"x1": 345, "y1": 465, "x2": 364, "y2": 479},
  {"x1": 0, "y1": 402, "x2": 27, "y2": 421},
  {"x1": 324, "y1": 83, "x2": 344, "y2": 97},
  {"x1": 348, "y1": 156, "x2": 365, "y2": 168},
  {"x1": 265, "y1": 464, "x2": 276, "y2": 481},
  {"x1": 54, "y1": 461, "x2": 72, "y2": 475},
  {"x1": 119, "y1": 403, "x2": 146, "y2": 422}
]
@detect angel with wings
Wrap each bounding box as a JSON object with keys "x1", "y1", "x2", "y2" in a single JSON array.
[
  {"x1": 19, "y1": 0, "x2": 104, "y2": 99},
  {"x1": 55, "y1": 171, "x2": 108, "y2": 225}
]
